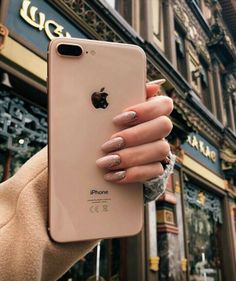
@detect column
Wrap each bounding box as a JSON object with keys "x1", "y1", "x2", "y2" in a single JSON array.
[
  {"x1": 207, "y1": 66, "x2": 217, "y2": 116},
  {"x1": 212, "y1": 58, "x2": 227, "y2": 125},
  {"x1": 163, "y1": 0, "x2": 177, "y2": 66}
]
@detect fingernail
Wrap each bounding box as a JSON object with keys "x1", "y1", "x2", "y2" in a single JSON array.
[
  {"x1": 147, "y1": 79, "x2": 166, "y2": 86},
  {"x1": 104, "y1": 171, "x2": 126, "y2": 182},
  {"x1": 101, "y1": 137, "x2": 125, "y2": 153},
  {"x1": 113, "y1": 111, "x2": 137, "y2": 125},
  {"x1": 96, "y1": 154, "x2": 121, "y2": 169}
]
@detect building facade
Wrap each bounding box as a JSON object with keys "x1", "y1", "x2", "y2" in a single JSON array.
[{"x1": 0, "y1": 0, "x2": 235, "y2": 281}]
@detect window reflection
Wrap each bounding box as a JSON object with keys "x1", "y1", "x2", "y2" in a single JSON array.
[
  {"x1": 184, "y1": 183, "x2": 223, "y2": 281},
  {"x1": 186, "y1": 206, "x2": 222, "y2": 281},
  {"x1": 58, "y1": 239, "x2": 121, "y2": 281}
]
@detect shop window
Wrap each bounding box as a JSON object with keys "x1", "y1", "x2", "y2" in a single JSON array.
[
  {"x1": 58, "y1": 239, "x2": 122, "y2": 281},
  {"x1": 175, "y1": 29, "x2": 188, "y2": 80},
  {"x1": 184, "y1": 181, "x2": 223, "y2": 281},
  {"x1": 152, "y1": 0, "x2": 165, "y2": 51},
  {"x1": 0, "y1": 85, "x2": 47, "y2": 179}
]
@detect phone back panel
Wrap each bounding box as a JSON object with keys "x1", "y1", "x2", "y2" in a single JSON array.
[{"x1": 48, "y1": 38, "x2": 146, "y2": 242}]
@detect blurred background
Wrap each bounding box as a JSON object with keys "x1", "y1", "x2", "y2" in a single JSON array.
[{"x1": 0, "y1": 0, "x2": 235, "y2": 280}]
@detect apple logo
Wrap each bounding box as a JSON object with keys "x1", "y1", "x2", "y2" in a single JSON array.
[{"x1": 91, "y1": 87, "x2": 109, "y2": 109}]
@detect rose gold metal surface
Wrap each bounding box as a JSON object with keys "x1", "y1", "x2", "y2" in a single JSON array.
[{"x1": 48, "y1": 38, "x2": 146, "y2": 242}]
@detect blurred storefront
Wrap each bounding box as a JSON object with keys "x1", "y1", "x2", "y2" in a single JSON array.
[
  {"x1": 180, "y1": 133, "x2": 225, "y2": 281},
  {"x1": 0, "y1": 0, "x2": 236, "y2": 281}
]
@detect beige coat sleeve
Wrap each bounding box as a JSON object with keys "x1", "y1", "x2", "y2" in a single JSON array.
[{"x1": 0, "y1": 146, "x2": 98, "y2": 281}]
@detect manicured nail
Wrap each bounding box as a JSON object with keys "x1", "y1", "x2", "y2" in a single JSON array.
[
  {"x1": 96, "y1": 154, "x2": 121, "y2": 169},
  {"x1": 147, "y1": 79, "x2": 166, "y2": 86},
  {"x1": 104, "y1": 171, "x2": 126, "y2": 182},
  {"x1": 101, "y1": 137, "x2": 125, "y2": 153},
  {"x1": 113, "y1": 111, "x2": 137, "y2": 125}
]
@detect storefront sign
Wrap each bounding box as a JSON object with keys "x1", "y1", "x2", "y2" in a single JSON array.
[
  {"x1": 5, "y1": 0, "x2": 87, "y2": 54},
  {"x1": 20, "y1": 0, "x2": 71, "y2": 40},
  {"x1": 186, "y1": 134, "x2": 216, "y2": 163},
  {"x1": 182, "y1": 133, "x2": 221, "y2": 175}
]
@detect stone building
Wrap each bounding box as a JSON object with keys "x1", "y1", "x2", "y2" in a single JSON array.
[{"x1": 0, "y1": 0, "x2": 235, "y2": 281}]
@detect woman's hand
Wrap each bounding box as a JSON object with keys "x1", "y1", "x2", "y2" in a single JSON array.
[{"x1": 96, "y1": 80, "x2": 173, "y2": 183}]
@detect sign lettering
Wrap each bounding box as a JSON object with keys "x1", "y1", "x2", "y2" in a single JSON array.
[
  {"x1": 186, "y1": 135, "x2": 216, "y2": 163},
  {"x1": 20, "y1": 0, "x2": 71, "y2": 40}
]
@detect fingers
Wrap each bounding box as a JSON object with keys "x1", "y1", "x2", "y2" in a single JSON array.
[
  {"x1": 97, "y1": 140, "x2": 170, "y2": 170},
  {"x1": 113, "y1": 96, "x2": 173, "y2": 127},
  {"x1": 97, "y1": 139, "x2": 170, "y2": 183},
  {"x1": 96, "y1": 79, "x2": 174, "y2": 184},
  {"x1": 111, "y1": 115, "x2": 173, "y2": 149},
  {"x1": 104, "y1": 162, "x2": 164, "y2": 184}
]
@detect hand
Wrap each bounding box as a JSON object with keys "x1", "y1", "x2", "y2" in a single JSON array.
[{"x1": 96, "y1": 80, "x2": 173, "y2": 183}]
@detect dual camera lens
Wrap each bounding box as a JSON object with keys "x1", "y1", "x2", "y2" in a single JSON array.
[{"x1": 57, "y1": 44, "x2": 83, "y2": 57}]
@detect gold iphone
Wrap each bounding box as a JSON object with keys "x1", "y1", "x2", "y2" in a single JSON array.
[{"x1": 48, "y1": 38, "x2": 146, "y2": 242}]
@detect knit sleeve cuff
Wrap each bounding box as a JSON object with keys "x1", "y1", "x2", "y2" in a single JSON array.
[{"x1": 143, "y1": 152, "x2": 176, "y2": 204}]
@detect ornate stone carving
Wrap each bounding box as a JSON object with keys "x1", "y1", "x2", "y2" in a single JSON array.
[
  {"x1": 172, "y1": 0, "x2": 211, "y2": 63},
  {"x1": 209, "y1": 23, "x2": 235, "y2": 55},
  {"x1": 63, "y1": 0, "x2": 78, "y2": 10},
  {"x1": 173, "y1": 2, "x2": 189, "y2": 32},
  {"x1": 62, "y1": 0, "x2": 123, "y2": 42},
  {"x1": 196, "y1": 38, "x2": 211, "y2": 62},
  {"x1": 224, "y1": 73, "x2": 236, "y2": 96},
  {"x1": 169, "y1": 89, "x2": 221, "y2": 144},
  {"x1": 221, "y1": 148, "x2": 236, "y2": 164},
  {"x1": 220, "y1": 147, "x2": 236, "y2": 183},
  {"x1": 208, "y1": 2, "x2": 236, "y2": 58}
]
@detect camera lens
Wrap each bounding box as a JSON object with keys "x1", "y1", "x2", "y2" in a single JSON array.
[{"x1": 57, "y1": 44, "x2": 83, "y2": 57}]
